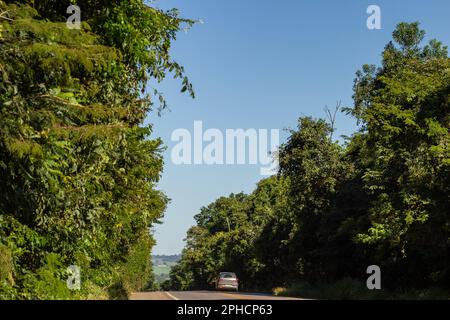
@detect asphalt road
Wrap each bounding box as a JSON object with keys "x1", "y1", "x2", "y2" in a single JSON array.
[{"x1": 130, "y1": 291, "x2": 302, "y2": 300}]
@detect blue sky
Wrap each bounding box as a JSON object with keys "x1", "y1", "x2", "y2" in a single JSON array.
[{"x1": 145, "y1": 0, "x2": 450, "y2": 255}]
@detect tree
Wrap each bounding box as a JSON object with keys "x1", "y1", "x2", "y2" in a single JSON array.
[
  {"x1": 350, "y1": 22, "x2": 450, "y2": 288},
  {"x1": 169, "y1": 22, "x2": 450, "y2": 295},
  {"x1": 0, "y1": 0, "x2": 193, "y2": 299}
]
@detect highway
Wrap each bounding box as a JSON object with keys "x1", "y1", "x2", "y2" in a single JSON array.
[{"x1": 130, "y1": 291, "x2": 302, "y2": 300}]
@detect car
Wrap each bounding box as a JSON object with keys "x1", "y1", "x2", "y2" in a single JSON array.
[{"x1": 214, "y1": 272, "x2": 239, "y2": 292}]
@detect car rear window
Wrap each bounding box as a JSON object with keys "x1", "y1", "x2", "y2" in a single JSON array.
[{"x1": 220, "y1": 273, "x2": 236, "y2": 278}]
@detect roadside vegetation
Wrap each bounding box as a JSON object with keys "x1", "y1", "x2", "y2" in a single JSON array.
[
  {"x1": 1, "y1": 0, "x2": 449, "y2": 301},
  {"x1": 273, "y1": 279, "x2": 449, "y2": 300},
  {"x1": 167, "y1": 22, "x2": 450, "y2": 299},
  {"x1": 0, "y1": 0, "x2": 193, "y2": 299},
  {"x1": 152, "y1": 255, "x2": 181, "y2": 285}
]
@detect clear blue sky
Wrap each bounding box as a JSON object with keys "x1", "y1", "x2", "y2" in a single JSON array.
[{"x1": 145, "y1": 0, "x2": 450, "y2": 255}]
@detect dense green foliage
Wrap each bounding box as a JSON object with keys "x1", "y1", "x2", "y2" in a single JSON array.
[
  {"x1": 0, "y1": 0, "x2": 192, "y2": 299},
  {"x1": 168, "y1": 23, "x2": 450, "y2": 297}
]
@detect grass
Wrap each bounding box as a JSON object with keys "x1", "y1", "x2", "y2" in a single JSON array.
[
  {"x1": 153, "y1": 262, "x2": 178, "y2": 284},
  {"x1": 273, "y1": 278, "x2": 450, "y2": 300},
  {"x1": 153, "y1": 264, "x2": 172, "y2": 275}
]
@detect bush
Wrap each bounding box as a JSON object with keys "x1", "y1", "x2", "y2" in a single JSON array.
[
  {"x1": 274, "y1": 278, "x2": 450, "y2": 300},
  {"x1": 21, "y1": 253, "x2": 74, "y2": 300},
  {"x1": 108, "y1": 235, "x2": 154, "y2": 299},
  {"x1": 273, "y1": 278, "x2": 381, "y2": 300}
]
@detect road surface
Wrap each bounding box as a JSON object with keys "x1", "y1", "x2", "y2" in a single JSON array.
[{"x1": 130, "y1": 291, "x2": 302, "y2": 300}]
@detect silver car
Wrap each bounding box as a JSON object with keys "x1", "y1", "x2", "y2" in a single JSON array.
[{"x1": 215, "y1": 272, "x2": 239, "y2": 292}]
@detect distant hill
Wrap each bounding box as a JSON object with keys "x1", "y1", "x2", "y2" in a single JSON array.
[
  {"x1": 152, "y1": 254, "x2": 181, "y2": 265},
  {"x1": 152, "y1": 255, "x2": 181, "y2": 283}
]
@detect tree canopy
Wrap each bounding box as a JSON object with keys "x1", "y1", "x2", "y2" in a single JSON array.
[
  {"x1": 167, "y1": 22, "x2": 450, "y2": 297},
  {"x1": 0, "y1": 0, "x2": 192, "y2": 299}
]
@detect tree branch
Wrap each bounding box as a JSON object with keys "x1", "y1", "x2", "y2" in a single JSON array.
[
  {"x1": 0, "y1": 10, "x2": 13, "y2": 21},
  {"x1": 324, "y1": 101, "x2": 341, "y2": 141}
]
